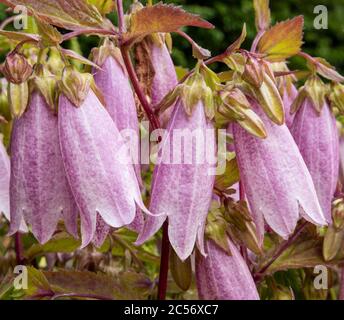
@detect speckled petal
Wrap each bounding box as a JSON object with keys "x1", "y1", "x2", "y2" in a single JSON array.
[
  {"x1": 58, "y1": 91, "x2": 149, "y2": 247},
  {"x1": 136, "y1": 100, "x2": 215, "y2": 260},
  {"x1": 195, "y1": 239, "x2": 259, "y2": 300},
  {"x1": 291, "y1": 99, "x2": 339, "y2": 223},
  {"x1": 10, "y1": 92, "x2": 77, "y2": 242},
  {"x1": 233, "y1": 99, "x2": 326, "y2": 243},
  {"x1": 149, "y1": 42, "x2": 178, "y2": 125},
  {"x1": 93, "y1": 56, "x2": 142, "y2": 184}
]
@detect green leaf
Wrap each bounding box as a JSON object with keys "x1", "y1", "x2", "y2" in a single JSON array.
[
  {"x1": 215, "y1": 153, "x2": 240, "y2": 190},
  {"x1": 170, "y1": 248, "x2": 192, "y2": 291},
  {"x1": 26, "y1": 232, "x2": 81, "y2": 260}
]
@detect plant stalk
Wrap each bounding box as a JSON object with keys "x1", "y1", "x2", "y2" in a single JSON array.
[
  {"x1": 254, "y1": 221, "x2": 308, "y2": 282},
  {"x1": 116, "y1": 0, "x2": 169, "y2": 300},
  {"x1": 14, "y1": 232, "x2": 25, "y2": 265}
]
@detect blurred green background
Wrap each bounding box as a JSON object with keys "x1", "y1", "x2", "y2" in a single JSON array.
[{"x1": 0, "y1": 0, "x2": 343, "y2": 73}]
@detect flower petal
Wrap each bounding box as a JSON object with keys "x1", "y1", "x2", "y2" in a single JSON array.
[
  {"x1": 291, "y1": 99, "x2": 339, "y2": 223},
  {"x1": 10, "y1": 92, "x2": 77, "y2": 243},
  {"x1": 195, "y1": 239, "x2": 259, "y2": 300}
]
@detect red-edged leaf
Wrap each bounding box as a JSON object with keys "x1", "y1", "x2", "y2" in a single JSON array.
[
  {"x1": 1, "y1": 0, "x2": 113, "y2": 31},
  {"x1": 257, "y1": 16, "x2": 304, "y2": 62},
  {"x1": 124, "y1": 3, "x2": 214, "y2": 45}
]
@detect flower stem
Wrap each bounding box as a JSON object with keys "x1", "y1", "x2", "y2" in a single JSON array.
[
  {"x1": 116, "y1": 0, "x2": 126, "y2": 34},
  {"x1": 115, "y1": 0, "x2": 169, "y2": 300},
  {"x1": 254, "y1": 221, "x2": 308, "y2": 282},
  {"x1": 158, "y1": 221, "x2": 170, "y2": 300},
  {"x1": 14, "y1": 232, "x2": 25, "y2": 265}
]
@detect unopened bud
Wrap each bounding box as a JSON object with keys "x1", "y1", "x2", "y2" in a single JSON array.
[
  {"x1": 332, "y1": 198, "x2": 344, "y2": 230},
  {"x1": 2, "y1": 52, "x2": 33, "y2": 84},
  {"x1": 242, "y1": 56, "x2": 264, "y2": 88}
]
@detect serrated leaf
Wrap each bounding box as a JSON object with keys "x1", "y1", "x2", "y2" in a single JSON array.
[
  {"x1": 124, "y1": 3, "x2": 214, "y2": 46},
  {"x1": 253, "y1": 0, "x2": 271, "y2": 31},
  {"x1": 257, "y1": 16, "x2": 304, "y2": 62},
  {"x1": 1, "y1": 0, "x2": 112, "y2": 31},
  {"x1": 314, "y1": 57, "x2": 344, "y2": 82},
  {"x1": 87, "y1": 0, "x2": 114, "y2": 15}
]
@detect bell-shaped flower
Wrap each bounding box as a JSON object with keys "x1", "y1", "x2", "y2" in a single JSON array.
[
  {"x1": 92, "y1": 40, "x2": 143, "y2": 232},
  {"x1": 291, "y1": 94, "x2": 339, "y2": 223},
  {"x1": 233, "y1": 98, "x2": 327, "y2": 243},
  {"x1": 136, "y1": 71, "x2": 216, "y2": 260},
  {"x1": 195, "y1": 238, "x2": 259, "y2": 300},
  {"x1": 58, "y1": 68, "x2": 151, "y2": 247},
  {"x1": 9, "y1": 91, "x2": 77, "y2": 242}
]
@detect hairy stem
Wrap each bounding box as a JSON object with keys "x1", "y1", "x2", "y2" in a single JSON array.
[
  {"x1": 120, "y1": 48, "x2": 160, "y2": 130},
  {"x1": 251, "y1": 30, "x2": 264, "y2": 52},
  {"x1": 14, "y1": 233, "x2": 25, "y2": 265},
  {"x1": 158, "y1": 221, "x2": 170, "y2": 300},
  {"x1": 254, "y1": 221, "x2": 308, "y2": 282},
  {"x1": 116, "y1": 0, "x2": 126, "y2": 34},
  {"x1": 116, "y1": 0, "x2": 169, "y2": 300}
]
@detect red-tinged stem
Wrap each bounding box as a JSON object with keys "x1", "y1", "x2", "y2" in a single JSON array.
[
  {"x1": 158, "y1": 221, "x2": 170, "y2": 300},
  {"x1": 116, "y1": 0, "x2": 126, "y2": 34},
  {"x1": 120, "y1": 48, "x2": 160, "y2": 131},
  {"x1": 339, "y1": 267, "x2": 344, "y2": 300},
  {"x1": 254, "y1": 221, "x2": 308, "y2": 282},
  {"x1": 14, "y1": 232, "x2": 25, "y2": 265},
  {"x1": 116, "y1": 0, "x2": 169, "y2": 300},
  {"x1": 251, "y1": 30, "x2": 264, "y2": 53},
  {"x1": 62, "y1": 29, "x2": 117, "y2": 42}
]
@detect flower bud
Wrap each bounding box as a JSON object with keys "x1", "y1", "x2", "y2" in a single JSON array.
[
  {"x1": 9, "y1": 91, "x2": 77, "y2": 242},
  {"x1": 233, "y1": 98, "x2": 327, "y2": 243},
  {"x1": 195, "y1": 239, "x2": 259, "y2": 300},
  {"x1": 2, "y1": 52, "x2": 33, "y2": 84},
  {"x1": 332, "y1": 198, "x2": 344, "y2": 230}
]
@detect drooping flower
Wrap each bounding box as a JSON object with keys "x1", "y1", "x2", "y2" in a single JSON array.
[
  {"x1": 136, "y1": 71, "x2": 216, "y2": 260},
  {"x1": 9, "y1": 91, "x2": 77, "y2": 242},
  {"x1": 233, "y1": 98, "x2": 327, "y2": 243},
  {"x1": 92, "y1": 40, "x2": 143, "y2": 232},
  {"x1": 291, "y1": 95, "x2": 339, "y2": 223},
  {"x1": 58, "y1": 68, "x2": 150, "y2": 247},
  {"x1": 195, "y1": 238, "x2": 259, "y2": 300}
]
